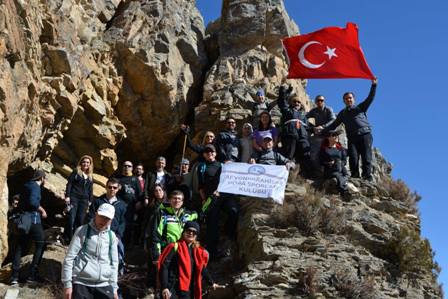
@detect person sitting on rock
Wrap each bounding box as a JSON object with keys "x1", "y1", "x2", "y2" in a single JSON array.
[
  {"x1": 277, "y1": 85, "x2": 312, "y2": 177},
  {"x1": 319, "y1": 130, "x2": 350, "y2": 199},
  {"x1": 62, "y1": 203, "x2": 119, "y2": 299},
  {"x1": 86, "y1": 177, "x2": 127, "y2": 275},
  {"x1": 215, "y1": 117, "x2": 241, "y2": 163},
  {"x1": 239, "y1": 123, "x2": 254, "y2": 163},
  {"x1": 180, "y1": 125, "x2": 216, "y2": 163},
  {"x1": 322, "y1": 78, "x2": 378, "y2": 181},
  {"x1": 151, "y1": 191, "x2": 198, "y2": 272},
  {"x1": 252, "y1": 111, "x2": 279, "y2": 152},
  {"x1": 198, "y1": 144, "x2": 239, "y2": 259},
  {"x1": 63, "y1": 155, "x2": 94, "y2": 244},
  {"x1": 158, "y1": 221, "x2": 220, "y2": 299},
  {"x1": 306, "y1": 96, "x2": 336, "y2": 178},
  {"x1": 10, "y1": 170, "x2": 48, "y2": 285},
  {"x1": 249, "y1": 133, "x2": 295, "y2": 170},
  {"x1": 114, "y1": 161, "x2": 143, "y2": 246}
]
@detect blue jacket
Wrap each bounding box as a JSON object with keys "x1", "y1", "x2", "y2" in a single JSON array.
[
  {"x1": 86, "y1": 195, "x2": 127, "y2": 239},
  {"x1": 18, "y1": 180, "x2": 42, "y2": 224}
]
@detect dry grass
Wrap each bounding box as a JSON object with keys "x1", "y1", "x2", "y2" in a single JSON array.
[
  {"x1": 274, "y1": 189, "x2": 346, "y2": 236},
  {"x1": 386, "y1": 226, "x2": 440, "y2": 279},
  {"x1": 381, "y1": 177, "x2": 421, "y2": 212},
  {"x1": 332, "y1": 268, "x2": 378, "y2": 299},
  {"x1": 297, "y1": 266, "x2": 320, "y2": 296}
]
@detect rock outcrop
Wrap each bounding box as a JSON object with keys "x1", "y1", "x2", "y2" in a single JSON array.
[
  {"x1": 0, "y1": 0, "x2": 442, "y2": 297},
  {"x1": 0, "y1": 0, "x2": 207, "y2": 261}
]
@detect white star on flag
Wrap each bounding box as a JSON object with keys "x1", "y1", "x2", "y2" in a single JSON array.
[{"x1": 324, "y1": 46, "x2": 337, "y2": 60}]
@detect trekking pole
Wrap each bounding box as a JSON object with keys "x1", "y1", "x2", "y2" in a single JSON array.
[{"x1": 180, "y1": 133, "x2": 188, "y2": 175}]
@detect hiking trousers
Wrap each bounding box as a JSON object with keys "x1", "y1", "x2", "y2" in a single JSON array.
[
  {"x1": 72, "y1": 284, "x2": 114, "y2": 299},
  {"x1": 347, "y1": 133, "x2": 373, "y2": 178},
  {"x1": 12, "y1": 222, "x2": 45, "y2": 277}
]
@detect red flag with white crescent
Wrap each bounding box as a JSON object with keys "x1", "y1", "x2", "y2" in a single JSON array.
[{"x1": 282, "y1": 23, "x2": 375, "y2": 79}]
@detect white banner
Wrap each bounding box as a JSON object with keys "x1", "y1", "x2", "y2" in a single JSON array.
[{"x1": 217, "y1": 162, "x2": 289, "y2": 204}]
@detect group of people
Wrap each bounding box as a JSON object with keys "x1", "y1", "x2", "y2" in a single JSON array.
[{"x1": 7, "y1": 80, "x2": 377, "y2": 298}]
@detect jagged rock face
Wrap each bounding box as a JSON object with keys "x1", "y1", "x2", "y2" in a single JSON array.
[
  {"x1": 0, "y1": 0, "x2": 207, "y2": 262},
  {"x1": 195, "y1": 0, "x2": 310, "y2": 138}
]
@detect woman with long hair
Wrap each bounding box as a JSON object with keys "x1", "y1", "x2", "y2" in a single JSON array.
[
  {"x1": 62, "y1": 155, "x2": 94, "y2": 243},
  {"x1": 181, "y1": 124, "x2": 216, "y2": 163},
  {"x1": 252, "y1": 111, "x2": 279, "y2": 152}
]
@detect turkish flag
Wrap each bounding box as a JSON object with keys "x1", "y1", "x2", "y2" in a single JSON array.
[{"x1": 282, "y1": 23, "x2": 375, "y2": 79}]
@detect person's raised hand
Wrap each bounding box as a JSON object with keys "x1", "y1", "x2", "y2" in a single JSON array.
[
  {"x1": 372, "y1": 77, "x2": 378, "y2": 85},
  {"x1": 162, "y1": 288, "x2": 171, "y2": 299},
  {"x1": 180, "y1": 124, "x2": 190, "y2": 134}
]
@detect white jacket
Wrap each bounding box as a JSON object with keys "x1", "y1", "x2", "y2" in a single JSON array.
[{"x1": 62, "y1": 221, "x2": 118, "y2": 291}]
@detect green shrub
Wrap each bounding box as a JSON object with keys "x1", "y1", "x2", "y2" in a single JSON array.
[
  {"x1": 387, "y1": 226, "x2": 440, "y2": 279},
  {"x1": 381, "y1": 177, "x2": 421, "y2": 211}
]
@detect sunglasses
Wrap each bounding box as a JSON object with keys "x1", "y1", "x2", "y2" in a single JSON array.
[
  {"x1": 123, "y1": 165, "x2": 133, "y2": 168},
  {"x1": 185, "y1": 229, "x2": 197, "y2": 235},
  {"x1": 107, "y1": 185, "x2": 119, "y2": 190},
  {"x1": 316, "y1": 99, "x2": 324, "y2": 102}
]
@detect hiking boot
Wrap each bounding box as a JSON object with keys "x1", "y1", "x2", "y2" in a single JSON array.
[
  {"x1": 26, "y1": 272, "x2": 43, "y2": 284},
  {"x1": 10, "y1": 276, "x2": 19, "y2": 285}
]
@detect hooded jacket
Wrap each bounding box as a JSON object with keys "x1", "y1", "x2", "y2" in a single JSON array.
[{"x1": 62, "y1": 221, "x2": 119, "y2": 291}]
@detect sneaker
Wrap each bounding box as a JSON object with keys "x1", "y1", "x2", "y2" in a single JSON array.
[{"x1": 10, "y1": 277, "x2": 19, "y2": 285}]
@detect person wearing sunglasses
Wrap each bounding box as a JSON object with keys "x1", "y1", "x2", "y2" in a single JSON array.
[
  {"x1": 158, "y1": 221, "x2": 220, "y2": 299},
  {"x1": 277, "y1": 85, "x2": 313, "y2": 178},
  {"x1": 86, "y1": 178, "x2": 127, "y2": 275},
  {"x1": 306, "y1": 96, "x2": 336, "y2": 178}
]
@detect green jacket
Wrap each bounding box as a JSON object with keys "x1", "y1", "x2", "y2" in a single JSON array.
[{"x1": 151, "y1": 204, "x2": 198, "y2": 260}]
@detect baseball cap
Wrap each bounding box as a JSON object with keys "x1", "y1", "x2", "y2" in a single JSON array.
[
  {"x1": 97, "y1": 203, "x2": 115, "y2": 219},
  {"x1": 204, "y1": 144, "x2": 216, "y2": 152}
]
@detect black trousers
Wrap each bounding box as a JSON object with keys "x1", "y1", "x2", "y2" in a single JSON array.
[
  {"x1": 205, "y1": 194, "x2": 239, "y2": 256},
  {"x1": 347, "y1": 133, "x2": 373, "y2": 178},
  {"x1": 282, "y1": 136, "x2": 312, "y2": 176},
  {"x1": 324, "y1": 171, "x2": 348, "y2": 194},
  {"x1": 64, "y1": 197, "x2": 89, "y2": 240},
  {"x1": 12, "y1": 222, "x2": 45, "y2": 277},
  {"x1": 73, "y1": 284, "x2": 114, "y2": 299}
]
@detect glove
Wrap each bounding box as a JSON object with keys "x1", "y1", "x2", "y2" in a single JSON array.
[{"x1": 180, "y1": 125, "x2": 190, "y2": 134}]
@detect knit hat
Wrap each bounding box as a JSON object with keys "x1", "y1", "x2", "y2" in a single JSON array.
[
  {"x1": 183, "y1": 221, "x2": 200, "y2": 234},
  {"x1": 181, "y1": 158, "x2": 190, "y2": 165},
  {"x1": 256, "y1": 89, "x2": 265, "y2": 97}
]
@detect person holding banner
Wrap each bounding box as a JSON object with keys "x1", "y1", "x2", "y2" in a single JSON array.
[
  {"x1": 198, "y1": 144, "x2": 239, "y2": 259},
  {"x1": 250, "y1": 134, "x2": 295, "y2": 170},
  {"x1": 322, "y1": 78, "x2": 377, "y2": 181}
]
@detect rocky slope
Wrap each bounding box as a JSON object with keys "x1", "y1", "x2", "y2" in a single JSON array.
[{"x1": 0, "y1": 0, "x2": 442, "y2": 297}]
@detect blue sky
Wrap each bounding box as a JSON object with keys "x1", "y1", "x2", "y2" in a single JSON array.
[{"x1": 197, "y1": 0, "x2": 448, "y2": 292}]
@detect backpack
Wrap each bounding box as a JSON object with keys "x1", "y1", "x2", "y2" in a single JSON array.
[{"x1": 81, "y1": 225, "x2": 113, "y2": 265}]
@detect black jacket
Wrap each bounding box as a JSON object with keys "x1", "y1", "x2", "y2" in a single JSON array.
[
  {"x1": 319, "y1": 144, "x2": 348, "y2": 176},
  {"x1": 115, "y1": 174, "x2": 143, "y2": 205},
  {"x1": 252, "y1": 148, "x2": 290, "y2": 165},
  {"x1": 86, "y1": 195, "x2": 127, "y2": 239},
  {"x1": 65, "y1": 170, "x2": 93, "y2": 202},
  {"x1": 216, "y1": 129, "x2": 240, "y2": 162},
  {"x1": 144, "y1": 170, "x2": 173, "y2": 198},
  {"x1": 324, "y1": 84, "x2": 377, "y2": 138},
  {"x1": 306, "y1": 106, "x2": 336, "y2": 128},
  {"x1": 197, "y1": 160, "x2": 221, "y2": 198},
  {"x1": 277, "y1": 88, "x2": 310, "y2": 140}
]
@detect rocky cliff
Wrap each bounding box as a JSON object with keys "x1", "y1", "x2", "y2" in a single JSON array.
[{"x1": 0, "y1": 0, "x2": 442, "y2": 297}]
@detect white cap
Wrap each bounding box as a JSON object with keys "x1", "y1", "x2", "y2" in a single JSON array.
[{"x1": 97, "y1": 203, "x2": 115, "y2": 219}]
